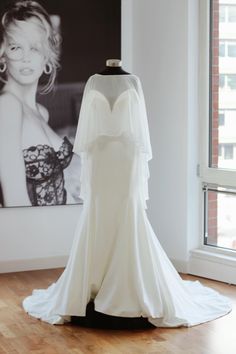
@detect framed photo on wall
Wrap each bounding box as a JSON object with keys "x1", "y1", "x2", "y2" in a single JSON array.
[{"x1": 0, "y1": 0, "x2": 121, "y2": 208}]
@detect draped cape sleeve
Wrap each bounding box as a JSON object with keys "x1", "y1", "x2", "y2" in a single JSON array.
[{"x1": 73, "y1": 74, "x2": 152, "y2": 208}]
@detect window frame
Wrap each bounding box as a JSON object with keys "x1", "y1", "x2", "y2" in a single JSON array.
[{"x1": 199, "y1": 0, "x2": 236, "y2": 257}]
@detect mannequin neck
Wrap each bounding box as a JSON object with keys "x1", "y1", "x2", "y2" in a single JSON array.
[{"x1": 99, "y1": 66, "x2": 130, "y2": 75}]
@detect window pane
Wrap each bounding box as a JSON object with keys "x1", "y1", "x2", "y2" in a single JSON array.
[
  {"x1": 219, "y1": 5, "x2": 226, "y2": 22},
  {"x1": 227, "y1": 74, "x2": 236, "y2": 89},
  {"x1": 228, "y1": 5, "x2": 236, "y2": 22},
  {"x1": 219, "y1": 42, "x2": 225, "y2": 56},
  {"x1": 224, "y1": 144, "x2": 234, "y2": 159},
  {"x1": 218, "y1": 144, "x2": 223, "y2": 156},
  {"x1": 210, "y1": 0, "x2": 236, "y2": 170},
  {"x1": 218, "y1": 111, "x2": 225, "y2": 125},
  {"x1": 205, "y1": 189, "x2": 236, "y2": 251},
  {"x1": 228, "y1": 43, "x2": 236, "y2": 57},
  {"x1": 219, "y1": 74, "x2": 225, "y2": 88}
]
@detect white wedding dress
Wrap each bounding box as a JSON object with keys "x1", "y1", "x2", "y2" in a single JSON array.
[{"x1": 23, "y1": 74, "x2": 232, "y2": 327}]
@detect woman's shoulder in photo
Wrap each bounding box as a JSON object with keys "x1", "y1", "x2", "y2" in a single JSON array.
[
  {"x1": 0, "y1": 91, "x2": 24, "y2": 128},
  {"x1": 0, "y1": 91, "x2": 23, "y2": 115}
]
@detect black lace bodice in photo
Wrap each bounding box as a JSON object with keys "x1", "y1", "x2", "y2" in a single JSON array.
[{"x1": 23, "y1": 136, "x2": 73, "y2": 206}]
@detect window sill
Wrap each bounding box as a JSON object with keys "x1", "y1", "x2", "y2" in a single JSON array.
[{"x1": 188, "y1": 247, "x2": 236, "y2": 285}]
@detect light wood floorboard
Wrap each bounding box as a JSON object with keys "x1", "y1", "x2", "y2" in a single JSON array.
[{"x1": 0, "y1": 269, "x2": 235, "y2": 354}]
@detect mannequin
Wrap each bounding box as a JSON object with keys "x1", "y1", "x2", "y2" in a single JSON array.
[
  {"x1": 72, "y1": 62, "x2": 152, "y2": 329},
  {"x1": 99, "y1": 59, "x2": 130, "y2": 75}
]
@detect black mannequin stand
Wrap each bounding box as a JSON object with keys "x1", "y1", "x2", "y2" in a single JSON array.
[{"x1": 71, "y1": 301, "x2": 154, "y2": 329}]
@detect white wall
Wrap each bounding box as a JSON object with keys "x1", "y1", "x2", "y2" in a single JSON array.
[
  {"x1": 122, "y1": 0, "x2": 200, "y2": 271},
  {"x1": 0, "y1": 203, "x2": 81, "y2": 273},
  {"x1": 0, "y1": 0, "x2": 199, "y2": 274},
  {"x1": 122, "y1": 0, "x2": 236, "y2": 284}
]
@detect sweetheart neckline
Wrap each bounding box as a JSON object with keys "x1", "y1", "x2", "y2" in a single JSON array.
[{"x1": 89, "y1": 88, "x2": 139, "y2": 112}]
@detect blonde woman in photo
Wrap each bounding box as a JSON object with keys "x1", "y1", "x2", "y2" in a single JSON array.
[{"x1": 0, "y1": 0, "x2": 74, "y2": 207}]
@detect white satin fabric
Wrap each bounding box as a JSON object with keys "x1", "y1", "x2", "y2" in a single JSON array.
[{"x1": 23, "y1": 74, "x2": 232, "y2": 327}]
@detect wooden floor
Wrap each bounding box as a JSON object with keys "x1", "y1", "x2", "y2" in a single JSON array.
[{"x1": 0, "y1": 269, "x2": 235, "y2": 354}]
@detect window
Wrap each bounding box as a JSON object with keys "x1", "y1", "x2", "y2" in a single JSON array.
[
  {"x1": 227, "y1": 74, "x2": 236, "y2": 89},
  {"x1": 219, "y1": 73, "x2": 225, "y2": 88},
  {"x1": 218, "y1": 144, "x2": 223, "y2": 156},
  {"x1": 204, "y1": 187, "x2": 236, "y2": 251},
  {"x1": 194, "y1": 0, "x2": 236, "y2": 285},
  {"x1": 202, "y1": 0, "x2": 236, "y2": 253},
  {"x1": 210, "y1": 1, "x2": 236, "y2": 171},
  {"x1": 219, "y1": 4, "x2": 236, "y2": 22},
  {"x1": 218, "y1": 111, "x2": 225, "y2": 126},
  {"x1": 218, "y1": 144, "x2": 235, "y2": 160},
  {"x1": 224, "y1": 144, "x2": 234, "y2": 159},
  {"x1": 219, "y1": 40, "x2": 236, "y2": 57},
  {"x1": 219, "y1": 42, "x2": 225, "y2": 56},
  {"x1": 219, "y1": 5, "x2": 226, "y2": 22},
  {"x1": 228, "y1": 43, "x2": 236, "y2": 57},
  {"x1": 228, "y1": 5, "x2": 236, "y2": 22},
  {"x1": 219, "y1": 74, "x2": 236, "y2": 90}
]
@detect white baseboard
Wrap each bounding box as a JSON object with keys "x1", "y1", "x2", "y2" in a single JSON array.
[
  {"x1": 188, "y1": 248, "x2": 236, "y2": 285},
  {"x1": 1, "y1": 255, "x2": 189, "y2": 275},
  {"x1": 2, "y1": 251, "x2": 235, "y2": 287},
  {"x1": 0, "y1": 255, "x2": 69, "y2": 274}
]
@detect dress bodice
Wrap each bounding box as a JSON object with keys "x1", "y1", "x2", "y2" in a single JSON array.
[
  {"x1": 73, "y1": 74, "x2": 152, "y2": 208},
  {"x1": 23, "y1": 136, "x2": 73, "y2": 206}
]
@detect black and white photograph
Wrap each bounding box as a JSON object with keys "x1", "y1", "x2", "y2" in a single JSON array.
[{"x1": 0, "y1": 0, "x2": 121, "y2": 207}]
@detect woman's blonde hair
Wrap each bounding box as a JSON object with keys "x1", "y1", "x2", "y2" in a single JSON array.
[{"x1": 0, "y1": 0, "x2": 61, "y2": 93}]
